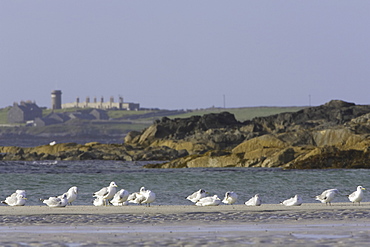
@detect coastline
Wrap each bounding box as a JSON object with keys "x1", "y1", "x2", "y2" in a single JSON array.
[
  {"x1": 1, "y1": 203, "x2": 370, "y2": 246},
  {"x1": 1, "y1": 202, "x2": 370, "y2": 217}
]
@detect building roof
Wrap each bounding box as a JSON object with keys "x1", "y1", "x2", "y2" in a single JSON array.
[{"x1": 16, "y1": 101, "x2": 41, "y2": 112}]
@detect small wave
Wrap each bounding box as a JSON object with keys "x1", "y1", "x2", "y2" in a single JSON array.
[{"x1": 32, "y1": 161, "x2": 58, "y2": 165}]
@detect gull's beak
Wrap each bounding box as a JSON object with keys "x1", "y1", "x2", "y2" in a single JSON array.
[{"x1": 362, "y1": 187, "x2": 366, "y2": 190}]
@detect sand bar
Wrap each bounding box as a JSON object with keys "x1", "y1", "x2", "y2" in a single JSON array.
[
  {"x1": 1, "y1": 203, "x2": 370, "y2": 246},
  {"x1": 1, "y1": 202, "x2": 370, "y2": 216}
]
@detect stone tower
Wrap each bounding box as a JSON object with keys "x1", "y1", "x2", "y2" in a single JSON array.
[{"x1": 51, "y1": 90, "x2": 62, "y2": 109}]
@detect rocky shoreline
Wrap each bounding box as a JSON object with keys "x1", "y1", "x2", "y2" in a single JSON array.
[{"x1": 2, "y1": 100, "x2": 370, "y2": 169}]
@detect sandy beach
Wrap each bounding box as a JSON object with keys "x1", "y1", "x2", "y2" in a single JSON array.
[{"x1": 1, "y1": 203, "x2": 370, "y2": 246}]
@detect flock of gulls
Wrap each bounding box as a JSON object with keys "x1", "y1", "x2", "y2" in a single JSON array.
[
  {"x1": 0, "y1": 181, "x2": 156, "y2": 208},
  {"x1": 92, "y1": 182, "x2": 156, "y2": 207},
  {"x1": 187, "y1": 186, "x2": 366, "y2": 207},
  {"x1": 0, "y1": 182, "x2": 366, "y2": 208}
]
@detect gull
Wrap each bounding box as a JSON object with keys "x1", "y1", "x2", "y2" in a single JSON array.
[
  {"x1": 245, "y1": 194, "x2": 261, "y2": 206},
  {"x1": 348, "y1": 186, "x2": 366, "y2": 205},
  {"x1": 110, "y1": 189, "x2": 130, "y2": 206},
  {"x1": 186, "y1": 189, "x2": 207, "y2": 203},
  {"x1": 93, "y1": 181, "x2": 118, "y2": 206},
  {"x1": 42, "y1": 193, "x2": 68, "y2": 207},
  {"x1": 195, "y1": 195, "x2": 221, "y2": 206},
  {"x1": 49, "y1": 141, "x2": 56, "y2": 146},
  {"x1": 315, "y1": 189, "x2": 339, "y2": 206},
  {"x1": 59, "y1": 186, "x2": 78, "y2": 205},
  {"x1": 93, "y1": 196, "x2": 105, "y2": 206},
  {"x1": 2, "y1": 194, "x2": 27, "y2": 206},
  {"x1": 222, "y1": 191, "x2": 238, "y2": 205},
  {"x1": 141, "y1": 188, "x2": 156, "y2": 207},
  {"x1": 281, "y1": 195, "x2": 303, "y2": 206},
  {"x1": 128, "y1": 187, "x2": 155, "y2": 206},
  {"x1": 128, "y1": 187, "x2": 147, "y2": 205},
  {"x1": 15, "y1": 190, "x2": 27, "y2": 197}
]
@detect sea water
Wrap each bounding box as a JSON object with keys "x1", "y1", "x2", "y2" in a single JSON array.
[{"x1": 0, "y1": 160, "x2": 369, "y2": 206}]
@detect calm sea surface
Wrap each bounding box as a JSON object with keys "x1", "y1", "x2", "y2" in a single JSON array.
[
  {"x1": 1, "y1": 160, "x2": 369, "y2": 206},
  {"x1": 0, "y1": 137, "x2": 369, "y2": 206}
]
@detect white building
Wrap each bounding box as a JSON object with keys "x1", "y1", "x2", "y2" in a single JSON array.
[{"x1": 62, "y1": 96, "x2": 140, "y2": 111}]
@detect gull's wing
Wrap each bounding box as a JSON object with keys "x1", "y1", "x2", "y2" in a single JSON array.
[{"x1": 94, "y1": 187, "x2": 109, "y2": 197}]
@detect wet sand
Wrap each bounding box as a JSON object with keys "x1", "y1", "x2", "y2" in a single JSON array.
[{"x1": 1, "y1": 203, "x2": 370, "y2": 246}]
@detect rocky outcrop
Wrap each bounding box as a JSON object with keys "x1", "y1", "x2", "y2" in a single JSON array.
[
  {"x1": 249, "y1": 100, "x2": 367, "y2": 133},
  {"x1": 3, "y1": 100, "x2": 370, "y2": 169},
  {"x1": 125, "y1": 112, "x2": 245, "y2": 155},
  {"x1": 0, "y1": 142, "x2": 186, "y2": 162},
  {"x1": 125, "y1": 112, "x2": 243, "y2": 149},
  {"x1": 141, "y1": 100, "x2": 370, "y2": 169},
  {"x1": 151, "y1": 126, "x2": 370, "y2": 169}
]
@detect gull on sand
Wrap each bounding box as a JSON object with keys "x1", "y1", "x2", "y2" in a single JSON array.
[
  {"x1": 195, "y1": 195, "x2": 221, "y2": 206},
  {"x1": 110, "y1": 189, "x2": 130, "y2": 206},
  {"x1": 245, "y1": 194, "x2": 261, "y2": 206},
  {"x1": 281, "y1": 194, "x2": 303, "y2": 206},
  {"x1": 42, "y1": 193, "x2": 68, "y2": 207},
  {"x1": 128, "y1": 187, "x2": 145, "y2": 205},
  {"x1": 141, "y1": 188, "x2": 156, "y2": 207},
  {"x1": 222, "y1": 191, "x2": 238, "y2": 205},
  {"x1": 128, "y1": 187, "x2": 156, "y2": 207},
  {"x1": 1, "y1": 190, "x2": 27, "y2": 206},
  {"x1": 315, "y1": 188, "x2": 339, "y2": 206},
  {"x1": 348, "y1": 185, "x2": 366, "y2": 205},
  {"x1": 186, "y1": 189, "x2": 207, "y2": 203},
  {"x1": 93, "y1": 196, "x2": 105, "y2": 206},
  {"x1": 93, "y1": 181, "x2": 118, "y2": 206},
  {"x1": 58, "y1": 186, "x2": 78, "y2": 205}
]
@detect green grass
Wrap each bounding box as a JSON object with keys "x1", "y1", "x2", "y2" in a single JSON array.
[
  {"x1": 107, "y1": 110, "x2": 159, "y2": 119},
  {"x1": 0, "y1": 106, "x2": 306, "y2": 138},
  {"x1": 25, "y1": 121, "x2": 149, "y2": 136},
  {"x1": 42, "y1": 107, "x2": 85, "y2": 117},
  {"x1": 42, "y1": 108, "x2": 157, "y2": 119},
  {"x1": 0, "y1": 106, "x2": 306, "y2": 125},
  {"x1": 169, "y1": 106, "x2": 305, "y2": 122},
  {"x1": 0, "y1": 107, "x2": 11, "y2": 124}
]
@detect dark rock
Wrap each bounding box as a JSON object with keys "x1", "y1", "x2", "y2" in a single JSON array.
[
  {"x1": 129, "y1": 112, "x2": 241, "y2": 147},
  {"x1": 251, "y1": 100, "x2": 370, "y2": 133},
  {"x1": 177, "y1": 149, "x2": 189, "y2": 158},
  {"x1": 324, "y1": 99, "x2": 355, "y2": 108},
  {"x1": 77, "y1": 152, "x2": 97, "y2": 160},
  {"x1": 124, "y1": 131, "x2": 142, "y2": 144}
]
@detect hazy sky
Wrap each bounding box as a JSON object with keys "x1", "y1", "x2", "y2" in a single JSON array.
[{"x1": 1, "y1": 1, "x2": 370, "y2": 110}]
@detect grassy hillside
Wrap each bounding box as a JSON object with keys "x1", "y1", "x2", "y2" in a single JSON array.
[
  {"x1": 107, "y1": 109, "x2": 158, "y2": 119},
  {"x1": 169, "y1": 106, "x2": 306, "y2": 122},
  {"x1": 42, "y1": 107, "x2": 85, "y2": 117},
  {"x1": 25, "y1": 120, "x2": 149, "y2": 136},
  {"x1": 0, "y1": 105, "x2": 307, "y2": 139},
  {"x1": 0, "y1": 106, "x2": 306, "y2": 125},
  {"x1": 0, "y1": 107, "x2": 11, "y2": 124}
]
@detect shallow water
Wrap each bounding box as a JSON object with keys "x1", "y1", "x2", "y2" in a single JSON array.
[{"x1": 1, "y1": 160, "x2": 369, "y2": 206}]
